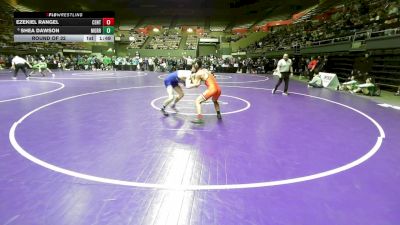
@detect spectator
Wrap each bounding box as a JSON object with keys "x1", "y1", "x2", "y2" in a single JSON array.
[
  {"x1": 340, "y1": 76, "x2": 359, "y2": 92},
  {"x1": 307, "y1": 56, "x2": 319, "y2": 80},
  {"x1": 308, "y1": 70, "x2": 323, "y2": 88},
  {"x1": 299, "y1": 57, "x2": 307, "y2": 79},
  {"x1": 316, "y1": 55, "x2": 329, "y2": 72},
  {"x1": 354, "y1": 53, "x2": 373, "y2": 81},
  {"x1": 351, "y1": 77, "x2": 376, "y2": 95}
]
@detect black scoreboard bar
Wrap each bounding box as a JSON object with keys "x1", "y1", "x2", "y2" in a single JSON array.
[
  {"x1": 14, "y1": 11, "x2": 114, "y2": 18},
  {"x1": 15, "y1": 18, "x2": 109, "y2": 26},
  {"x1": 15, "y1": 27, "x2": 106, "y2": 34},
  {"x1": 14, "y1": 11, "x2": 115, "y2": 42}
]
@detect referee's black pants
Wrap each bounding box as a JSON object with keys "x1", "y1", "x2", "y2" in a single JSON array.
[
  {"x1": 274, "y1": 72, "x2": 290, "y2": 93},
  {"x1": 14, "y1": 63, "x2": 28, "y2": 77}
]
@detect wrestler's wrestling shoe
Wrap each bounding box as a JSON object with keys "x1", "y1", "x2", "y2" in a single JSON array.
[
  {"x1": 170, "y1": 104, "x2": 178, "y2": 112},
  {"x1": 191, "y1": 118, "x2": 204, "y2": 124},
  {"x1": 161, "y1": 108, "x2": 169, "y2": 116}
]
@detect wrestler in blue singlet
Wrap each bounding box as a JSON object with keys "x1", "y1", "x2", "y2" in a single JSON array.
[
  {"x1": 160, "y1": 70, "x2": 191, "y2": 116},
  {"x1": 164, "y1": 71, "x2": 182, "y2": 87}
]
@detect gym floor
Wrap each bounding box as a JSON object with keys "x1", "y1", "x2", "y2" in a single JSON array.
[{"x1": 0, "y1": 70, "x2": 399, "y2": 225}]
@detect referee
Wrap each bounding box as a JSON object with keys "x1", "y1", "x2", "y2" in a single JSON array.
[
  {"x1": 11, "y1": 55, "x2": 32, "y2": 80},
  {"x1": 272, "y1": 53, "x2": 293, "y2": 96}
]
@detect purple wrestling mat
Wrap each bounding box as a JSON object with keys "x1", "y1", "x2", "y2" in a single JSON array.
[{"x1": 0, "y1": 70, "x2": 399, "y2": 225}]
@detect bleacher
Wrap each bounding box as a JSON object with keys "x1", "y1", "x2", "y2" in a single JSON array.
[
  {"x1": 185, "y1": 35, "x2": 198, "y2": 50},
  {"x1": 127, "y1": 33, "x2": 149, "y2": 49},
  {"x1": 210, "y1": 26, "x2": 227, "y2": 32},
  {"x1": 245, "y1": 0, "x2": 400, "y2": 52},
  {"x1": 327, "y1": 49, "x2": 400, "y2": 91},
  {"x1": 147, "y1": 34, "x2": 181, "y2": 50},
  {"x1": 0, "y1": 2, "x2": 15, "y2": 47},
  {"x1": 210, "y1": 20, "x2": 228, "y2": 32},
  {"x1": 370, "y1": 50, "x2": 400, "y2": 90}
]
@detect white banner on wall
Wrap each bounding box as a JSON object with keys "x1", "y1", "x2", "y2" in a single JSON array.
[
  {"x1": 199, "y1": 38, "x2": 219, "y2": 43},
  {"x1": 63, "y1": 49, "x2": 92, "y2": 54},
  {"x1": 232, "y1": 52, "x2": 246, "y2": 56},
  {"x1": 319, "y1": 72, "x2": 340, "y2": 89}
]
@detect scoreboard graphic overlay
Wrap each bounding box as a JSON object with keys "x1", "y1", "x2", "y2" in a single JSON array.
[{"x1": 14, "y1": 12, "x2": 115, "y2": 42}]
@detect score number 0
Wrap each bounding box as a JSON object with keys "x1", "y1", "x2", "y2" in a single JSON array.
[{"x1": 102, "y1": 18, "x2": 115, "y2": 26}]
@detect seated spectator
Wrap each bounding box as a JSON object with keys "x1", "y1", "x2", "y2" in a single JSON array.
[
  {"x1": 351, "y1": 77, "x2": 375, "y2": 95},
  {"x1": 388, "y1": 2, "x2": 399, "y2": 16},
  {"x1": 340, "y1": 76, "x2": 359, "y2": 91},
  {"x1": 351, "y1": 68, "x2": 372, "y2": 87},
  {"x1": 395, "y1": 87, "x2": 400, "y2": 96},
  {"x1": 308, "y1": 70, "x2": 323, "y2": 88}
]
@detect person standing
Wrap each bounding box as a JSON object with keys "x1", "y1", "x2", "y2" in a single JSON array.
[
  {"x1": 186, "y1": 61, "x2": 222, "y2": 124},
  {"x1": 272, "y1": 53, "x2": 293, "y2": 96},
  {"x1": 160, "y1": 70, "x2": 191, "y2": 116},
  {"x1": 183, "y1": 55, "x2": 194, "y2": 70},
  {"x1": 11, "y1": 55, "x2": 32, "y2": 80},
  {"x1": 299, "y1": 57, "x2": 307, "y2": 79},
  {"x1": 148, "y1": 57, "x2": 154, "y2": 71},
  {"x1": 354, "y1": 53, "x2": 373, "y2": 82},
  {"x1": 307, "y1": 56, "x2": 319, "y2": 81}
]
